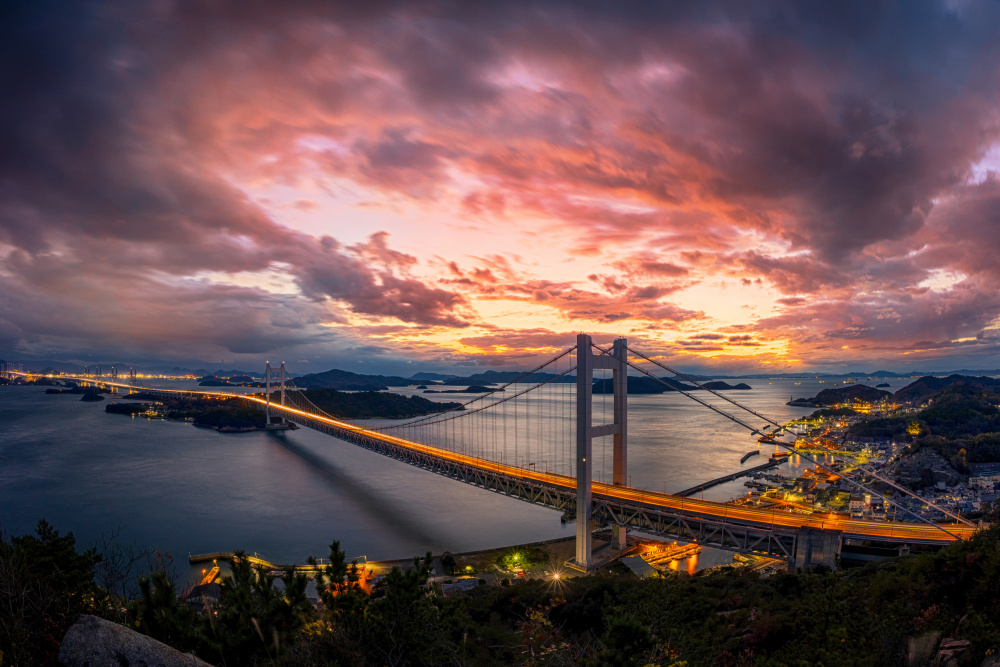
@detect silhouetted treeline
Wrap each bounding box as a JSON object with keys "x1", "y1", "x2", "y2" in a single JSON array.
[{"x1": 9, "y1": 514, "x2": 1000, "y2": 666}]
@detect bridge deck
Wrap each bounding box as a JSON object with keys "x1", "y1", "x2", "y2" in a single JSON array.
[
  {"x1": 240, "y1": 395, "x2": 976, "y2": 546},
  {"x1": 53, "y1": 375, "x2": 980, "y2": 551}
]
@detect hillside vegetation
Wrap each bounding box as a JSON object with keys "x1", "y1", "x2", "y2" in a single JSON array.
[
  {"x1": 295, "y1": 369, "x2": 415, "y2": 391},
  {"x1": 300, "y1": 389, "x2": 462, "y2": 419},
  {"x1": 8, "y1": 517, "x2": 1000, "y2": 666},
  {"x1": 831, "y1": 376, "x2": 1000, "y2": 485},
  {"x1": 894, "y1": 375, "x2": 1000, "y2": 404},
  {"x1": 849, "y1": 380, "x2": 1000, "y2": 468}
]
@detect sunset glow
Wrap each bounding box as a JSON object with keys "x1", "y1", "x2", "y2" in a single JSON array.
[{"x1": 3, "y1": 2, "x2": 1000, "y2": 374}]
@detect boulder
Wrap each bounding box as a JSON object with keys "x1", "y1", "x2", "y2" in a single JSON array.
[
  {"x1": 931, "y1": 638, "x2": 970, "y2": 667},
  {"x1": 907, "y1": 631, "x2": 941, "y2": 667},
  {"x1": 58, "y1": 615, "x2": 213, "y2": 667}
]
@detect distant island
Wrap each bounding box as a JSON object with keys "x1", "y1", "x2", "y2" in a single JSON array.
[
  {"x1": 79, "y1": 389, "x2": 105, "y2": 402},
  {"x1": 294, "y1": 368, "x2": 417, "y2": 391},
  {"x1": 197, "y1": 375, "x2": 267, "y2": 388},
  {"x1": 413, "y1": 369, "x2": 576, "y2": 386},
  {"x1": 593, "y1": 376, "x2": 751, "y2": 394},
  {"x1": 102, "y1": 387, "x2": 462, "y2": 429},
  {"x1": 790, "y1": 374, "x2": 1000, "y2": 409},
  {"x1": 424, "y1": 385, "x2": 500, "y2": 394},
  {"x1": 108, "y1": 393, "x2": 268, "y2": 431},
  {"x1": 45, "y1": 382, "x2": 99, "y2": 395},
  {"x1": 787, "y1": 384, "x2": 891, "y2": 406},
  {"x1": 297, "y1": 389, "x2": 462, "y2": 419},
  {"x1": 41, "y1": 382, "x2": 110, "y2": 401}
]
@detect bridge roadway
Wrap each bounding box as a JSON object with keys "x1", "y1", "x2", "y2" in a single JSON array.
[{"x1": 42, "y1": 375, "x2": 980, "y2": 562}]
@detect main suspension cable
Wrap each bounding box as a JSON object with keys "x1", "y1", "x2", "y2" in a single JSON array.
[
  {"x1": 592, "y1": 342, "x2": 763, "y2": 434},
  {"x1": 374, "y1": 346, "x2": 576, "y2": 430},
  {"x1": 376, "y1": 366, "x2": 577, "y2": 431},
  {"x1": 626, "y1": 345, "x2": 787, "y2": 432},
  {"x1": 593, "y1": 342, "x2": 971, "y2": 536}
]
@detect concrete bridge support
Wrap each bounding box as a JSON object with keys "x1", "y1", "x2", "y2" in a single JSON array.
[
  {"x1": 264, "y1": 362, "x2": 287, "y2": 427},
  {"x1": 574, "y1": 334, "x2": 628, "y2": 569},
  {"x1": 792, "y1": 528, "x2": 842, "y2": 570},
  {"x1": 610, "y1": 337, "x2": 628, "y2": 550}
]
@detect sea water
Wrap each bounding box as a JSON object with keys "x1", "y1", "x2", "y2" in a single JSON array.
[{"x1": 0, "y1": 375, "x2": 916, "y2": 577}]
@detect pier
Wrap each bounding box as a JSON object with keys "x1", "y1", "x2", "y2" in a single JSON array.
[
  {"x1": 189, "y1": 552, "x2": 326, "y2": 572},
  {"x1": 674, "y1": 459, "x2": 785, "y2": 497}
]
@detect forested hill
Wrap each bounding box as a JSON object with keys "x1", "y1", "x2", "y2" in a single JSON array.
[
  {"x1": 894, "y1": 374, "x2": 1000, "y2": 403},
  {"x1": 299, "y1": 389, "x2": 462, "y2": 419},
  {"x1": 848, "y1": 379, "x2": 1000, "y2": 471},
  {"x1": 295, "y1": 369, "x2": 416, "y2": 391},
  {"x1": 790, "y1": 374, "x2": 1000, "y2": 408},
  {"x1": 814, "y1": 384, "x2": 891, "y2": 405},
  {"x1": 593, "y1": 377, "x2": 751, "y2": 394}
]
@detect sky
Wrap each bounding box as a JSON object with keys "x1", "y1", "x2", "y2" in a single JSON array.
[{"x1": 2, "y1": 0, "x2": 1000, "y2": 375}]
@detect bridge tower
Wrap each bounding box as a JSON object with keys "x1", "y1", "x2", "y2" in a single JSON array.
[
  {"x1": 573, "y1": 334, "x2": 628, "y2": 569},
  {"x1": 264, "y1": 362, "x2": 287, "y2": 426}
]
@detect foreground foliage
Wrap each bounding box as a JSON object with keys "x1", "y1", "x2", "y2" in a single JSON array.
[
  {"x1": 9, "y1": 519, "x2": 1000, "y2": 665},
  {"x1": 0, "y1": 521, "x2": 101, "y2": 666}
]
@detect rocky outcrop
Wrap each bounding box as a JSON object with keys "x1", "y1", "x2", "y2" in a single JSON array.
[
  {"x1": 58, "y1": 615, "x2": 213, "y2": 667},
  {"x1": 931, "y1": 638, "x2": 970, "y2": 667},
  {"x1": 907, "y1": 631, "x2": 941, "y2": 667}
]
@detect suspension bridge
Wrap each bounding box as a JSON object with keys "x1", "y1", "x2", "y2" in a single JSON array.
[{"x1": 5, "y1": 335, "x2": 979, "y2": 570}]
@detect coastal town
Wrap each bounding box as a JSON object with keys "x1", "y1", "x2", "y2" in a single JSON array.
[{"x1": 732, "y1": 375, "x2": 1000, "y2": 529}]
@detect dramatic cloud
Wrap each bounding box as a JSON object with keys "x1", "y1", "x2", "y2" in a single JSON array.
[{"x1": 2, "y1": 1, "x2": 1000, "y2": 373}]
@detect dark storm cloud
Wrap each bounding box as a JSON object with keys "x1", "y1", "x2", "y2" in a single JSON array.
[
  {"x1": 2, "y1": 0, "x2": 1000, "y2": 369},
  {"x1": 0, "y1": 0, "x2": 475, "y2": 361}
]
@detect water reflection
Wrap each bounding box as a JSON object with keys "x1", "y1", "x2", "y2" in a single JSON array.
[{"x1": 0, "y1": 374, "x2": 919, "y2": 576}]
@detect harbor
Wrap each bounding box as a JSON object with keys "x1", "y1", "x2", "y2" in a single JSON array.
[{"x1": 674, "y1": 457, "x2": 786, "y2": 497}]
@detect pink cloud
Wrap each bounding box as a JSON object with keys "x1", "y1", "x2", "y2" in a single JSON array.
[{"x1": 3, "y1": 2, "x2": 1000, "y2": 372}]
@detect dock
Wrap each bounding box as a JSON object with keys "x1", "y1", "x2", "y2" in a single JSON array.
[
  {"x1": 641, "y1": 541, "x2": 701, "y2": 568},
  {"x1": 673, "y1": 459, "x2": 785, "y2": 497},
  {"x1": 189, "y1": 552, "x2": 327, "y2": 572}
]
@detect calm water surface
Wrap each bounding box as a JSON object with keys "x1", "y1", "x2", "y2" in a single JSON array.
[{"x1": 0, "y1": 375, "x2": 917, "y2": 577}]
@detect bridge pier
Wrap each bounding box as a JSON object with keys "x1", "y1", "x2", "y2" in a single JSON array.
[
  {"x1": 574, "y1": 334, "x2": 594, "y2": 568},
  {"x1": 791, "y1": 527, "x2": 842, "y2": 570},
  {"x1": 572, "y1": 334, "x2": 629, "y2": 569},
  {"x1": 610, "y1": 337, "x2": 628, "y2": 551},
  {"x1": 264, "y1": 362, "x2": 287, "y2": 426}
]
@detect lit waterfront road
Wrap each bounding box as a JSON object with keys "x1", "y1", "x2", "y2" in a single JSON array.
[{"x1": 42, "y1": 374, "x2": 980, "y2": 545}]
